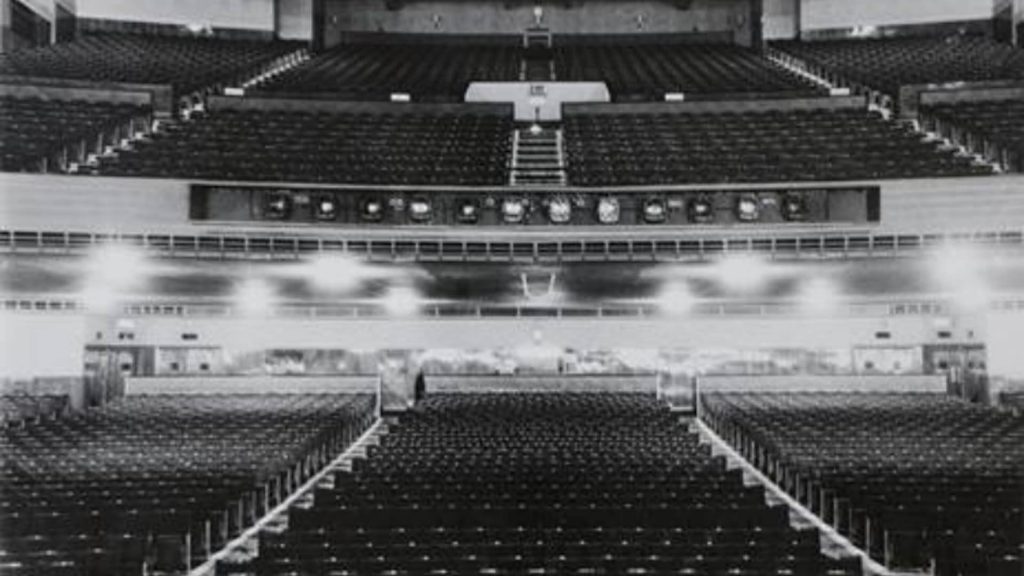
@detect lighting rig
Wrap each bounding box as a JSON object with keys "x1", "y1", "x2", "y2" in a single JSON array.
[{"x1": 192, "y1": 185, "x2": 878, "y2": 227}]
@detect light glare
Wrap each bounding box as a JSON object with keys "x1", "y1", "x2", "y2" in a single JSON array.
[
  {"x1": 383, "y1": 285, "x2": 421, "y2": 317},
  {"x1": 798, "y1": 277, "x2": 840, "y2": 316},
  {"x1": 714, "y1": 254, "x2": 771, "y2": 294},
  {"x1": 235, "y1": 279, "x2": 275, "y2": 317},
  {"x1": 658, "y1": 282, "x2": 695, "y2": 317}
]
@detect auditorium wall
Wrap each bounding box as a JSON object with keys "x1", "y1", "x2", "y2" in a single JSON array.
[
  {"x1": 798, "y1": 0, "x2": 995, "y2": 31},
  {"x1": 277, "y1": 0, "x2": 312, "y2": 40},
  {"x1": 85, "y1": 314, "x2": 985, "y2": 353},
  {"x1": 75, "y1": 0, "x2": 275, "y2": 31},
  {"x1": 985, "y1": 310, "x2": 1024, "y2": 379},
  {"x1": 6, "y1": 173, "x2": 1024, "y2": 236},
  {"x1": 0, "y1": 312, "x2": 86, "y2": 379},
  {"x1": 762, "y1": 0, "x2": 798, "y2": 40},
  {"x1": 323, "y1": 0, "x2": 752, "y2": 44}
]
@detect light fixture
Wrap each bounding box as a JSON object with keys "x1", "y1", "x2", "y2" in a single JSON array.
[
  {"x1": 642, "y1": 198, "x2": 667, "y2": 223},
  {"x1": 359, "y1": 197, "x2": 384, "y2": 222},
  {"x1": 79, "y1": 244, "x2": 151, "y2": 313},
  {"x1": 687, "y1": 197, "x2": 714, "y2": 223},
  {"x1": 303, "y1": 254, "x2": 371, "y2": 293},
  {"x1": 547, "y1": 196, "x2": 572, "y2": 224},
  {"x1": 657, "y1": 281, "x2": 695, "y2": 317},
  {"x1": 596, "y1": 197, "x2": 620, "y2": 224},
  {"x1": 501, "y1": 197, "x2": 527, "y2": 224},
  {"x1": 927, "y1": 244, "x2": 991, "y2": 312},
  {"x1": 714, "y1": 254, "x2": 771, "y2": 294},
  {"x1": 735, "y1": 195, "x2": 761, "y2": 222},
  {"x1": 264, "y1": 192, "x2": 291, "y2": 220},
  {"x1": 456, "y1": 198, "x2": 480, "y2": 223},
  {"x1": 235, "y1": 278, "x2": 275, "y2": 317},
  {"x1": 313, "y1": 194, "x2": 338, "y2": 221},
  {"x1": 407, "y1": 197, "x2": 432, "y2": 222},
  {"x1": 780, "y1": 194, "x2": 808, "y2": 222},
  {"x1": 797, "y1": 276, "x2": 840, "y2": 316},
  {"x1": 382, "y1": 285, "x2": 421, "y2": 317}
]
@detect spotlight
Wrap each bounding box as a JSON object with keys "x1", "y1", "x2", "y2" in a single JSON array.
[
  {"x1": 547, "y1": 196, "x2": 572, "y2": 224},
  {"x1": 407, "y1": 197, "x2": 432, "y2": 222},
  {"x1": 735, "y1": 195, "x2": 761, "y2": 222},
  {"x1": 359, "y1": 197, "x2": 385, "y2": 222},
  {"x1": 235, "y1": 279, "x2": 275, "y2": 317},
  {"x1": 85, "y1": 244, "x2": 147, "y2": 289},
  {"x1": 642, "y1": 198, "x2": 667, "y2": 224},
  {"x1": 687, "y1": 197, "x2": 715, "y2": 224},
  {"x1": 304, "y1": 254, "x2": 371, "y2": 293},
  {"x1": 715, "y1": 254, "x2": 770, "y2": 294},
  {"x1": 455, "y1": 198, "x2": 480, "y2": 224},
  {"x1": 927, "y1": 244, "x2": 991, "y2": 312},
  {"x1": 657, "y1": 281, "x2": 695, "y2": 317},
  {"x1": 780, "y1": 194, "x2": 808, "y2": 222},
  {"x1": 313, "y1": 194, "x2": 338, "y2": 221},
  {"x1": 382, "y1": 285, "x2": 421, "y2": 317},
  {"x1": 596, "y1": 197, "x2": 620, "y2": 224},
  {"x1": 798, "y1": 277, "x2": 840, "y2": 316},
  {"x1": 264, "y1": 192, "x2": 291, "y2": 220},
  {"x1": 501, "y1": 197, "x2": 527, "y2": 224}
]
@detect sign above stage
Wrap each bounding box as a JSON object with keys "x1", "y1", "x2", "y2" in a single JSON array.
[{"x1": 465, "y1": 82, "x2": 611, "y2": 121}]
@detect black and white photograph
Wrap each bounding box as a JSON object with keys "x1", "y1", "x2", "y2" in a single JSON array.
[{"x1": 1, "y1": 0, "x2": 1023, "y2": 575}]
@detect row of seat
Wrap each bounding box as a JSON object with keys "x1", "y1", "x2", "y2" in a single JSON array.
[
  {"x1": 255, "y1": 42, "x2": 521, "y2": 100},
  {"x1": 1, "y1": 96, "x2": 149, "y2": 173},
  {"x1": 255, "y1": 41, "x2": 818, "y2": 101},
  {"x1": 554, "y1": 43, "x2": 820, "y2": 99},
  {"x1": 80, "y1": 104, "x2": 996, "y2": 186},
  {"x1": 247, "y1": 393, "x2": 862, "y2": 576},
  {"x1": 0, "y1": 394, "x2": 69, "y2": 427},
  {"x1": 93, "y1": 108, "x2": 514, "y2": 185},
  {"x1": 922, "y1": 97, "x2": 1024, "y2": 172},
  {"x1": 0, "y1": 32, "x2": 302, "y2": 96},
  {"x1": 699, "y1": 392, "x2": 1024, "y2": 575},
  {"x1": 0, "y1": 392, "x2": 376, "y2": 576},
  {"x1": 563, "y1": 108, "x2": 991, "y2": 185},
  {"x1": 774, "y1": 35, "x2": 1024, "y2": 98}
]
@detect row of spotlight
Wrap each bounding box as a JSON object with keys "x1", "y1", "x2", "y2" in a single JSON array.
[{"x1": 265, "y1": 192, "x2": 810, "y2": 225}]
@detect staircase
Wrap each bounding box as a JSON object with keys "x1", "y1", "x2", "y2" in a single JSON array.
[{"x1": 510, "y1": 126, "x2": 567, "y2": 186}]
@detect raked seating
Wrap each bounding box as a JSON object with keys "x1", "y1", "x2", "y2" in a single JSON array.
[
  {"x1": 773, "y1": 35, "x2": 1024, "y2": 97},
  {"x1": 0, "y1": 393, "x2": 376, "y2": 576},
  {"x1": 0, "y1": 394, "x2": 69, "y2": 427},
  {"x1": 253, "y1": 393, "x2": 862, "y2": 576},
  {"x1": 0, "y1": 33, "x2": 302, "y2": 96},
  {"x1": 700, "y1": 392, "x2": 1024, "y2": 575},
  {"x1": 922, "y1": 97, "x2": 1024, "y2": 172},
  {"x1": 554, "y1": 42, "x2": 821, "y2": 100},
  {"x1": 564, "y1": 108, "x2": 990, "y2": 186},
  {"x1": 254, "y1": 42, "x2": 521, "y2": 101},
  {"x1": 1, "y1": 96, "x2": 150, "y2": 172},
  {"x1": 95, "y1": 108, "x2": 513, "y2": 185}
]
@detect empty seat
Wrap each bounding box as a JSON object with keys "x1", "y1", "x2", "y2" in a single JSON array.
[
  {"x1": 563, "y1": 107, "x2": 991, "y2": 186},
  {"x1": 255, "y1": 42, "x2": 521, "y2": 101},
  {"x1": 94, "y1": 107, "x2": 514, "y2": 186},
  {"x1": 251, "y1": 393, "x2": 861, "y2": 576},
  {"x1": 0, "y1": 392, "x2": 376, "y2": 575},
  {"x1": 0, "y1": 32, "x2": 303, "y2": 96},
  {"x1": 774, "y1": 35, "x2": 1024, "y2": 98},
  {"x1": 555, "y1": 42, "x2": 822, "y2": 100},
  {"x1": 0, "y1": 95, "x2": 150, "y2": 173},
  {"x1": 700, "y1": 392, "x2": 1024, "y2": 575}
]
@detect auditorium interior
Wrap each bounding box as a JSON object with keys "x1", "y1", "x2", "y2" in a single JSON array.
[{"x1": 1, "y1": 0, "x2": 1024, "y2": 575}]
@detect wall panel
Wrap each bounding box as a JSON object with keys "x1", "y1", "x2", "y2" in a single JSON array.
[
  {"x1": 76, "y1": 0, "x2": 274, "y2": 31},
  {"x1": 800, "y1": 0, "x2": 994, "y2": 31}
]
